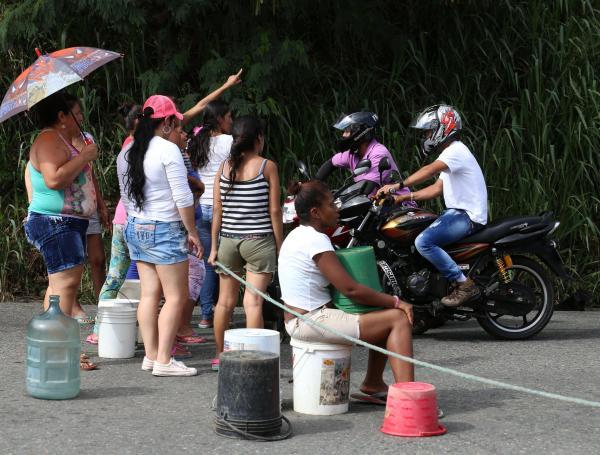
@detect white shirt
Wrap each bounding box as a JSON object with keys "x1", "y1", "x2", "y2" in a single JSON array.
[
  {"x1": 197, "y1": 134, "x2": 233, "y2": 206},
  {"x1": 278, "y1": 225, "x2": 334, "y2": 311},
  {"x1": 117, "y1": 136, "x2": 193, "y2": 222},
  {"x1": 437, "y1": 141, "x2": 488, "y2": 225}
]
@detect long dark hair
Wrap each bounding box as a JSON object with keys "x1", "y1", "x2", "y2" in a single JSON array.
[
  {"x1": 187, "y1": 100, "x2": 230, "y2": 169},
  {"x1": 227, "y1": 115, "x2": 264, "y2": 194},
  {"x1": 118, "y1": 103, "x2": 142, "y2": 132},
  {"x1": 124, "y1": 106, "x2": 164, "y2": 210},
  {"x1": 287, "y1": 180, "x2": 330, "y2": 223}
]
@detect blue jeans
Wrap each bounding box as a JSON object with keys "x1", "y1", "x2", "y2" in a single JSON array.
[
  {"x1": 197, "y1": 204, "x2": 217, "y2": 319},
  {"x1": 414, "y1": 209, "x2": 479, "y2": 282}
]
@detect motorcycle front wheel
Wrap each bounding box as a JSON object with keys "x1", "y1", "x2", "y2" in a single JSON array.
[{"x1": 476, "y1": 256, "x2": 554, "y2": 340}]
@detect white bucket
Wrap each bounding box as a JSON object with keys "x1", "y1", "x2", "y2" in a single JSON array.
[
  {"x1": 290, "y1": 338, "x2": 352, "y2": 415},
  {"x1": 224, "y1": 328, "x2": 280, "y2": 356},
  {"x1": 97, "y1": 306, "x2": 138, "y2": 359}
]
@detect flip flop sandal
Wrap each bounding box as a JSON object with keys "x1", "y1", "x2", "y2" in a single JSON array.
[
  {"x1": 80, "y1": 353, "x2": 98, "y2": 371},
  {"x1": 350, "y1": 391, "x2": 388, "y2": 406},
  {"x1": 175, "y1": 334, "x2": 207, "y2": 344},
  {"x1": 85, "y1": 334, "x2": 98, "y2": 345}
]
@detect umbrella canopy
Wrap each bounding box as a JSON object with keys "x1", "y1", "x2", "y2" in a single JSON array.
[{"x1": 0, "y1": 46, "x2": 122, "y2": 123}]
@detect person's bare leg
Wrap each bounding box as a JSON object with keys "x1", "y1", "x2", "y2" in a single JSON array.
[
  {"x1": 86, "y1": 233, "x2": 107, "y2": 299},
  {"x1": 177, "y1": 299, "x2": 196, "y2": 336},
  {"x1": 213, "y1": 275, "x2": 241, "y2": 356},
  {"x1": 242, "y1": 272, "x2": 272, "y2": 329},
  {"x1": 155, "y1": 261, "x2": 189, "y2": 364},
  {"x1": 358, "y1": 309, "x2": 414, "y2": 384},
  {"x1": 136, "y1": 262, "x2": 162, "y2": 361},
  {"x1": 360, "y1": 349, "x2": 389, "y2": 395},
  {"x1": 46, "y1": 265, "x2": 85, "y2": 316}
]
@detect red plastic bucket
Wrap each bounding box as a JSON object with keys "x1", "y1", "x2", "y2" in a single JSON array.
[{"x1": 380, "y1": 382, "x2": 446, "y2": 437}]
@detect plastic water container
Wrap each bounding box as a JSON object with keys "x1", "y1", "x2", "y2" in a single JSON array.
[
  {"x1": 290, "y1": 338, "x2": 352, "y2": 415},
  {"x1": 97, "y1": 302, "x2": 138, "y2": 358},
  {"x1": 26, "y1": 295, "x2": 81, "y2": 400},
  {"x1": 332, "y1": 246, "x2": 382, "y2": 313}
]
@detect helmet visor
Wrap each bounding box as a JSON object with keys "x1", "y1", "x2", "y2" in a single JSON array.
[
  {"x1": 409, "y1": 109, "x2": 439, "y2": 131},
  {"x1": 333, "y1": 113, "x2": 354, "y2": 131}
]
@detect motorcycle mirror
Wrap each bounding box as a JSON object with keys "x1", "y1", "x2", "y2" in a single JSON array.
[
  {"x1": 378, "y1": 157, "x2": 391, "y2": 173},
  {"x1": 297, "y1": 160, "x2": 310, "y2": 179},
  {"x1": 353, "y1": 159, "x2": 372, "y2": 176},
  {"x1": 378, "y1": 157, "x2": 391, "y2": 186}
]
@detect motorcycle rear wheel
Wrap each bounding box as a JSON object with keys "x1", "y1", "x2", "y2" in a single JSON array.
[{"x1": 477, "y1": 256, "x2": 554, "y2": 340}]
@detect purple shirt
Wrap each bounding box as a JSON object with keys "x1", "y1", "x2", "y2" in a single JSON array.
[{"x1": 331, "y1": 139, "x2": 413, "y2": 202}]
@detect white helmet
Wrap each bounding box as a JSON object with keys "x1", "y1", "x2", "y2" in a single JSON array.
[{"x1": 409, "y1": 105, "x2": 462, "y2": 156}]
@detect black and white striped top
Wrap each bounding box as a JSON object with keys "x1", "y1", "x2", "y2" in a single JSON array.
[{"x1": 220, "y1": 159, "x2": 273, "y2": 237}]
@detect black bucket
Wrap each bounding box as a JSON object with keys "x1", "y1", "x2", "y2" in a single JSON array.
[{"x1": 215, "y1": 350, "x2": 292, "y2": 441}]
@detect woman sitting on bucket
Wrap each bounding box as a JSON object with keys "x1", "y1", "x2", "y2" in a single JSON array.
[{"x1": 278, "y1": 180, "x2": 414, "y2": 404}]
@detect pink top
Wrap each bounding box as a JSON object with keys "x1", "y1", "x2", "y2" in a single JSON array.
[
  {"x1": 112, "y1": 136, "x2": 133, "y2": 225},
  {"x1": 331, "y1": 139, "x2": 413, "y2": 201}
]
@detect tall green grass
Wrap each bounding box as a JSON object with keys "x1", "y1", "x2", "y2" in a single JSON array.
[{"x1": 0, "y1": 0, "x2": 597, "y2": 303}]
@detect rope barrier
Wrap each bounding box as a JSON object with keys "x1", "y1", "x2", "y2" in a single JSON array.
[{"x1": 216, "y1": 260, "x2": 600, "y2": 408}]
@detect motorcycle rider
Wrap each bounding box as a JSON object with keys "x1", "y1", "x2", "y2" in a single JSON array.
[
  {"x1": 315, "y1": 111, "x2": 414, "y2": 202},
  {"x1": 377, "y1": 105, "x2": 488, "y2": 307}
]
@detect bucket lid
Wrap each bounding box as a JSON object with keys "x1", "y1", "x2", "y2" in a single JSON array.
[
  {"x1": 290, "y1": 337, "x2": 353, "y2": 351},
  {"x1": 225, "y1": 328, "x2": 280, "y2": 338}
]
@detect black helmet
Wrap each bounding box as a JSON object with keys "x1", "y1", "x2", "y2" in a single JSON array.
[
  {"x1": 409, "y1": 105, "x2": 462, "y2": 156},
  {"x1": 333, "y1": 111, "x2": 378, "y2": 153}
]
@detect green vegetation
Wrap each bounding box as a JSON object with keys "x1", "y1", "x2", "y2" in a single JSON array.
[{"x1": 0, "y1": 0, "x2": 597, "y2": 303}]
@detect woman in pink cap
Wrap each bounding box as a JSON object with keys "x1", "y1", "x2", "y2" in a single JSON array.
[{"x1": 117, "y1": 95, "x2": 202, "y2": 377}]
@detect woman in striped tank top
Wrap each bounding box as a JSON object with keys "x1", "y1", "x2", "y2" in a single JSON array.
[{"x1": 208, "y1": 115, "x2": 283, "y2": 370}]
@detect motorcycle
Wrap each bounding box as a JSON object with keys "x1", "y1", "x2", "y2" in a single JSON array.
[
  {"x1": 334, "y1": 172, "x2": 570, "y2": 339},
  {"x1": 282, "y1": 158, "x2": 394, "y2": 246}
]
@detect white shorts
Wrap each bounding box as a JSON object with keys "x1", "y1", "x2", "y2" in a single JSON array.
[{"x1": 285, "y1": 307, "x2": 359, "y2": 346}]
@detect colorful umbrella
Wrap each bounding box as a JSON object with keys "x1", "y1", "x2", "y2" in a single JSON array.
[{"x1": 0, "y1": 46, "x2": 122, "y2": 123}]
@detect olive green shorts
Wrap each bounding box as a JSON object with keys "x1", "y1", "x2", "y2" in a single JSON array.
[{"x1": 216, "y1": 235, "x2": 277, "y2": 275}]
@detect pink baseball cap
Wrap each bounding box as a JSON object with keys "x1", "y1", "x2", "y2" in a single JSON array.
[{"x1": 142, "y1": 95, "x2": 184, "y2": 120}]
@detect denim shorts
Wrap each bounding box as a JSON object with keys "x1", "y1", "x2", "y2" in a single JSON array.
[
  {"x1": 124, "y1": 216, "x2": 188, "y2": 265},
  {"x1": 24, "y1": 212, "x2": 89, "y2": 274}
]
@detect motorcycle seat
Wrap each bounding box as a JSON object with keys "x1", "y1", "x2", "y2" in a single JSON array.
[{"x1": 461, "y1": 215, "x2": 545, "y2": 243}]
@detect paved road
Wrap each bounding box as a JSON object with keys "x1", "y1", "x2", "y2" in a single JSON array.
[{"x1": 1, "y1": 302, "x2": 599, "y2": 454}]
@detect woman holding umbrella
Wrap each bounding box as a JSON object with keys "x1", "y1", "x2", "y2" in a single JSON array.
[{"x1": 24, "y1": 91, "x2": 99, "y2": 369}]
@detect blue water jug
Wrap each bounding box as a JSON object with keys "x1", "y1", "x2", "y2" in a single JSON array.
[{"x1": 26, "y1": 295, "x2": 81, "y2": 399}]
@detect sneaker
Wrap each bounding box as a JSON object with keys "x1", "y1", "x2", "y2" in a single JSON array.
[
  {"x1": 141, "y1": 356, "x2": 155, "y2": 371},
  {"x1": 171, "y1": 342, "x2": 192, "y2": 360},
  {"x1": 152, "y1": 358, "x2": 197, "y2": 377},
  {"x1": 198, "y1": 319, "x2": 213, "y2": 329},
  {"x1": 441, "y1": 278, "x2": 481, "y2": 307},
  {"x1": 211, "y1": 358, "x2": 220, "y2": 371}
]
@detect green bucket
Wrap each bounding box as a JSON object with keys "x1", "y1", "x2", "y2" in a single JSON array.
[{"x1": 332, "y1": 246, "x2": 382, "y2": 314}]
